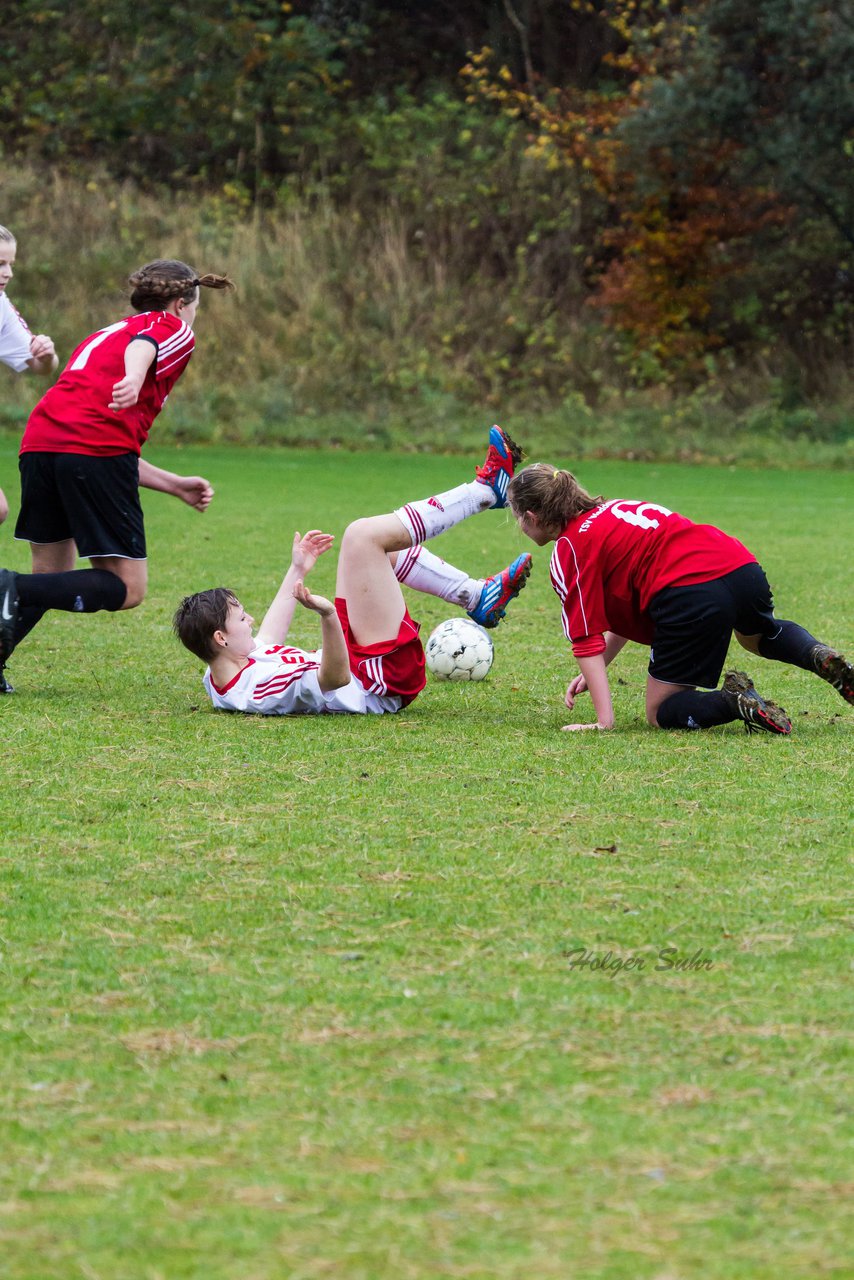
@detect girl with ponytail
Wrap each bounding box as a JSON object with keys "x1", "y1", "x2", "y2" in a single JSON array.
[
  {"x1": 508, "y1": 463, "x2": 853, "y2": 735},
  {"x1": 0, "y1": 260, "x2": 233, "y2": 692}
]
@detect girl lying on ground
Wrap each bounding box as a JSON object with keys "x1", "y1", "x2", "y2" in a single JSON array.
[{"x1": 171, "y1": 428, "x2": 532, "y2": 717}]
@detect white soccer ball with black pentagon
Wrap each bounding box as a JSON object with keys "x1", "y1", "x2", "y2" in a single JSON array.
[{"x1": 425, "y1": 618, "x2": 494, "y2": 682}]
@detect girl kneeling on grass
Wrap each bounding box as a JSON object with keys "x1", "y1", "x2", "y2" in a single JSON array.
[
  {"x1": 172, "y1": 428, "x2": 532, "y2": 716},
  {"x1": 0, "y1": 259, "x2": 233, "y2": 693},
  {"x1": 508, "y1": 464, "x2": 853, "y2": 735}
]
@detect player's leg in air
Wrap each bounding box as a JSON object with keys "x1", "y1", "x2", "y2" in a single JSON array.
[
  {"x1": 336, "y1": 426, "x2": 533, "y2": 649},
  {"x1": 184, "y1": 426, "x2": 536, "y2": 719}
]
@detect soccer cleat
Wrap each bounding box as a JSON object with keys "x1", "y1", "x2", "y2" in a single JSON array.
[
  {"x1": 468, "y1": 552, "x2": 533, "y2": 629},
  {"x1": 474, "y1": 425, "x2": 523, "y2": 509},
  {"x1": 809, "y1": 644, "x2": 854, "y2": 706},
  {"x1": 0, "y1": 673, "x2": 14, "y2": 695},
  {"x1": 721, "y1": 670, "x2": 792, "y2": 736},
  {"x1": 0, "y1": 568, "x2": 19, "y2": 669}
]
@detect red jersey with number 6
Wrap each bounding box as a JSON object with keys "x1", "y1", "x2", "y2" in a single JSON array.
[
  {"x1": 20, "y1": 311, "x2": 195, "y2": 457},
  {"x1": 550, "y1": 499, "x2": 756, "y2": 657}
]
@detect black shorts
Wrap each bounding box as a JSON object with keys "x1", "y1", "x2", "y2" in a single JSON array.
[
  {"x1": 15, "y1": 452, "x2": 146, "y2": 560},
  {"x1": 648, "y1": 562, "x2": 776, "y2": 689}
]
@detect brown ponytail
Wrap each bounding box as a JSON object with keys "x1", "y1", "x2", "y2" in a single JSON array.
[
  {"x1": 128, "y1": 259, "x2": 234, "y2": 311},
  {"x1": 508, "y1": 464, "x2": 603, "y2": 534}
]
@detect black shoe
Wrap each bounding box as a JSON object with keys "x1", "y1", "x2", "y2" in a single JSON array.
[
  {"x1": 810, "y1": 644, "x2": 854, "y2": 706},
  {"x1": 0, "y1": 672, "x2": 14, "y2": 694},
  {"x1": 0, "y1": 568, "x2": 19, "y2": 665},
  {"x1": 721, "y1": 670, "x2": 792, "y2": 736}
]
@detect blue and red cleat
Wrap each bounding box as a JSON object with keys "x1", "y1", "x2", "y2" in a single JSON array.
[
  {"x1": 468, "y1": 552, "x2": 533, "y2": 629},
  {"x1": 475, "y1": 425, "x2": 523, "y2": 509}
]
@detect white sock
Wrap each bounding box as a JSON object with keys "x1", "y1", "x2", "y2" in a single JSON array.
[
  {"x1": 394, "y1": 545, "x2": 482, "y2": 610},
  {"x1": 393, "y1": 480, "x2": 494, "y2": 544}
]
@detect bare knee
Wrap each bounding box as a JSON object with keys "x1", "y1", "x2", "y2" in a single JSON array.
[
  {"x1": 735, "y1": 631, "x2": 762, "y2": 655},
  {"x1": 119, "y1": 585, "x2": 145, "y2": 610},
  {"x1": 90, "y1": 557, "x2": 146, "y2": 610},
  {"x1": 342, "y1": 514, "x2": 410, "y2": 559},
  {"x1": 341, "y1": 517, "x2": 376, "y2": 551}
]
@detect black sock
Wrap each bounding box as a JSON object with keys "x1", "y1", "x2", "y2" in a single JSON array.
[
  {"x1": 13, "y1": 604, "x2": 47, "y2": 648},
  {"x1": 15, "y1": 569, "x2": 128, "y2": 614},
  {"x1": 758, "y1": 620, "x2": 820, "y2": 670},
  {"x1": 656, "y1": 689, "x2": 737, "y2": 730}
]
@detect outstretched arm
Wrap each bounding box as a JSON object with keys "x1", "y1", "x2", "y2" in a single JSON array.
[
  {"x1": 255, "y1": 530, "x2": 335, "y2": 647},
  {"x1": 137, "y1": 458, "x2": 214, "y2": 511}
]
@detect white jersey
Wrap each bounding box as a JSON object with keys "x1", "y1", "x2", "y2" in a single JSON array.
[
  {"x1": 203, "y1": 643, "x2": 403, "y2": 716},
  {"x1": 0, "y1": 294, "x2": 33, "y2": 372}
]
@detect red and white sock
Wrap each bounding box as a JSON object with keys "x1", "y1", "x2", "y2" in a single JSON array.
[
  {"x1": 393, "y1": 545, "x2": 481, "y2": 610},
  {"x1": 393, "y1": 480, "x2": 494, "y2": 545}
]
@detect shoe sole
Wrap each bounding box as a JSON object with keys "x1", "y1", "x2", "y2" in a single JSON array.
[
  {"x1": 475, "y1": 427, "x2": 524, "y2": 507},
  {"x1": 743, "y1": 700, "x2": 792, "y2": 735},
  {"x1": 816, "y1": 652, "x2": 854, "y2": 706},
  {"x1": 494, "y1": 426, "x2": 523, "y2": 468}
]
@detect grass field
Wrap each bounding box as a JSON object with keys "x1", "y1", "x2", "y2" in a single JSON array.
[{"x1": 0, "y1": 438, "x2": 851, "y2": 1280}]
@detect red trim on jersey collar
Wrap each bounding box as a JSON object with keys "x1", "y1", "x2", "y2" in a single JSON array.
[{"x1": 209, "y1": 657, "x2": 255, "y2": 694}]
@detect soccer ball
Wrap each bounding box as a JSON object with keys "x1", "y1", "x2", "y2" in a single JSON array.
[{"x1": 425, "y1": 618, "x2": 494, "y2": 682}]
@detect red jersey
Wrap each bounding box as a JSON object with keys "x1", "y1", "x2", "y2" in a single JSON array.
[
  {"x1": 21, "y1": 311, "x2": 195, "y2": 457},
  {"x1": 550, "y1": 499, "x2": 756, "y2": 657}
]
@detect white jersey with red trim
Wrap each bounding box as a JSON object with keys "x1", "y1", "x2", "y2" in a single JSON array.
[
  {"x1": 203, "y1": 643, "x2": 403, "y2": 716},
  {"x1": 0, "y1": 294, "x2": 33, "y2": 372}
]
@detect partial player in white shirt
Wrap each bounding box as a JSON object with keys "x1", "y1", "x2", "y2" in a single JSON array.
[
  {"x1": 0, "y1": 224, "x2": 58, "y2": 527},
  {"x1": 172, "y1": 427, "x2": 535, "y2": 717}
]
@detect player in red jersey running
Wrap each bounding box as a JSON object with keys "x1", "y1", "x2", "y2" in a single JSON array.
[
  {"x1": 508, "y1": 464, "x2": 853, "y2": 735},
  {"x1": 0, "y1": 224, "x2": 58, "y2": 528},
  {"x1": 0, "y1": 259, "x2": 232, "y2": 692},
  {"x1": 172, "y1": 428, "x2": 532, "y2": 717}
]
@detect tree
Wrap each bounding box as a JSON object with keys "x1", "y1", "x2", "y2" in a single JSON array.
[{"x1": 469, "y1": 0, "x2": 854, "y2": 377}]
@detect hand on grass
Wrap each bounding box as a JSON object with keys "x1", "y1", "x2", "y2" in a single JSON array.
[
  {"x1": 564, "y1": 674, "x2": 588, "y2": 709},
  {"x1": 291, "y1": 530, "x2": 334, "y2": 576}
]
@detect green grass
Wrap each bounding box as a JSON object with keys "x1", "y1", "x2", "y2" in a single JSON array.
[{"x1": 0, "y1": 441, "x2": 851, "y2": 1279}]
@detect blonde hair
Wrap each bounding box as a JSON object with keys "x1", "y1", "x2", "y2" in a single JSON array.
[
  {"x1": 0, "y1": 225, "x2": 15, "y2": 244},
  {"x1": 508, "y1": 463, "x2": 602, "y2": 533},
  {"x1": 128, "y1": 259, "x2": 234, "y2": 311}
]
